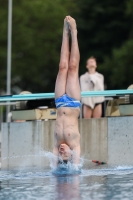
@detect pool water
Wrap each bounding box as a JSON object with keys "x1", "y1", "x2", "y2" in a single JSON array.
[{"x1": 0, "y1": 165, "x2": 133, "y2": 200}]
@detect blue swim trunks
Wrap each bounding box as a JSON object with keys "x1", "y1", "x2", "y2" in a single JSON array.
[{"x1": 55, "y1": 94, "x2": 81, "y2": 109}]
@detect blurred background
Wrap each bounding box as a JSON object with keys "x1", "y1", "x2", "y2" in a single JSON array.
[{"x1": 1, "y1": 0, "x2": 133, "y2": 95}]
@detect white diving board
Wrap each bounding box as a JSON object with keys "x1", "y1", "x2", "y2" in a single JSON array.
[{"x1": 0, "y1": 89, "x2": 133, "y2": 102}]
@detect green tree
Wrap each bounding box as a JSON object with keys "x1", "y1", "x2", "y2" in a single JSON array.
[
  {"x1": 0, "y1": 0, "x2": 8, "y2": 94},
  {"x1": 100, "y1": 40, "x2": 133, "y2": 89},
  {"x1": 0, "y1": 0, "x2": 77, "y2": 94},
  {"x1": 1, "y1": 0, "x2": 133, "y2": 93},
  {"x1": 99, "y1": 0, "x2": 133, "y2": 89},
  {"x1": 75, "y1": 0, "x2": 132, "y2": 78}
]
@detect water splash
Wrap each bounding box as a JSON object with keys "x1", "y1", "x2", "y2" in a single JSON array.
[
  {"x1": 2, "y1": 149, "x2": 84, "y2": 175},
  {"x1": 39, "y1": 150, "x2": 84, "y2": 175},
  {"x1": 52, "y1": 161, "x2": 82, "y2": 175}
]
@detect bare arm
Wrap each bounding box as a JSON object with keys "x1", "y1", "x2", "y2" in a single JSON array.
[
  {"x1": 73, "y1": 144, "x2": 81, "y2": 164},
  {"x1": 53, "y1": 146, "x2": 59, "y2": 157},
  {"x1": 53, "y1": 139, "x2": 59, "y2": 166}
]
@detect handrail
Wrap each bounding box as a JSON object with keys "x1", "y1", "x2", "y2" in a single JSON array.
[{"x1": 0, "y1": 89, "x2": 133, "y2": 102}]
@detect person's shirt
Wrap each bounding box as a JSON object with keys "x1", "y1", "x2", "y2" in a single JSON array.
[{"x1": 80, "y1": 72, "x2": 104, "y2": 109}]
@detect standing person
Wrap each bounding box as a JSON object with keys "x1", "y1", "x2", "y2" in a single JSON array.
[
  {"x1": 53, "y1": 16, "x2": 81, "y2": 165},
  {"x1": 80, "y1": 57, "x2": 104, "y2": 118}
]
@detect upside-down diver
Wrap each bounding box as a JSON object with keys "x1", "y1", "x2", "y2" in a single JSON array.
[{"x1": 53, "y1": 16, "x2": 81, "y2": 165}]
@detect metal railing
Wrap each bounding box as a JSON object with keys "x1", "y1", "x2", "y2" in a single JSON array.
[
  {"x1": 0, "y1": 89, "x2": 132, "y2": 123},
  {"x1": 0, "y1": 89, "x2": 133, "y2": 102}
]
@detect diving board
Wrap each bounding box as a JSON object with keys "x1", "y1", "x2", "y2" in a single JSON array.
[{"x1": 0, "y1": 89, "x2": 133, "y2": 102}]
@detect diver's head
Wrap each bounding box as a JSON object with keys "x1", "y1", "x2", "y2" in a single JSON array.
[{"x1": 59, "y1": 143, "x2": 71, "y2": 161}]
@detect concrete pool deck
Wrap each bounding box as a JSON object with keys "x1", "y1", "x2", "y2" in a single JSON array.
[{"x1": 1, "y1": 116, "x2": 133, "y2": 169}]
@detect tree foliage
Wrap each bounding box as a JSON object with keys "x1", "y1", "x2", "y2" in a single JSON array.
[
  {"x1": 75, "y1": 0, "x2": 132, "y2": 74},
  {"x1": 0, "y1": 0, "x2": 77, "y2": 93},
  {"x1": 99, "y1": 0, "x2": 133, "y2": 89},
  {"x1": 0, "y1": 0, "x2": 8, "y2": 94},
  {"x1": 0, "y1": 0, "x2": 133, "y2": 93}
]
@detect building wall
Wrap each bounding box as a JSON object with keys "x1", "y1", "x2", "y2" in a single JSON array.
[
  {"x1": 108, "y1": 117, "x2": 133, "y2": 165},
  {"x1": 1, "y1": 117, "x2": 133, "y2": 169}
]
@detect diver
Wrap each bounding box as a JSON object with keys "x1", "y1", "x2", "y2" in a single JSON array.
[{"x1": 53, "y1": 16, "x2": 81, "y2": 165}]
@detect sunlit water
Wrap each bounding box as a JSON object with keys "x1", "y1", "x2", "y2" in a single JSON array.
[{"x1": 1, "y1": 153, "x2": 133, "y2": 200}]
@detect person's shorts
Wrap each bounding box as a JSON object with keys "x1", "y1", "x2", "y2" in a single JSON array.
[
  {"x1": 55, "y1": 94, "x2": 81, "y2": 109},
  {"x1": 83, "y1": 102, "x2": 102, "y2": 109}
]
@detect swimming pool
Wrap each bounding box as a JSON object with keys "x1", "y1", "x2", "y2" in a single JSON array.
[{"x1": 0, "y1": 165, "x2": 133, "y2": 200}]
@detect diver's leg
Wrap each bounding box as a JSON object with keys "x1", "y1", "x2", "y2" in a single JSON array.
[
  {"x1": 55, "y1": 17, "x2": 70, "y2": 99},
  {"x1": 65, "y1": 16, "x2": 80, "y2": 100}
]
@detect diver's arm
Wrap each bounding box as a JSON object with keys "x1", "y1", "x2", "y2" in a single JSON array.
[
  {"x1": 53, "y1": 139, "x2": 59, "y2": 166},
  {"x1": 53, "y1": 146, "x2": 58, "y2": 157},
  {"x1": 73, "y1": 144, "x2": 81, "y2": 164}
]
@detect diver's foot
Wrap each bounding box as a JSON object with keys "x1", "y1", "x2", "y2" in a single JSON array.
[
  {"x1": 66, "y1": 16, "x2": 77, "y2": 32},
  {"x1": 63, "y1": 17, "x2": 69, "y2": 33}
]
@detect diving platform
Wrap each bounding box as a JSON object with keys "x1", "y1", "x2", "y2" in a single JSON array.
[{"x1": 0, "y1": 89, "x2": 133, "y2": 102}]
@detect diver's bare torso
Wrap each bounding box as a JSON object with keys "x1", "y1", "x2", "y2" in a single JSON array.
[{"x1": 55, "y1": 107, "x2": 80, "y2": 149}]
